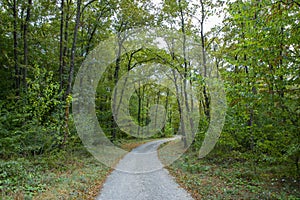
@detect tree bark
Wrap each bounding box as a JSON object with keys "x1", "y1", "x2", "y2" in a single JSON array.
[
  {"x1": 63, "y1": 0, "x2": 81, "y2": 147},
  {"x1": 111, "y1": 33, "x2": 123, "y2": 141},
  {"x1": 179, "y1": 0, "x2": 195, "y2": 138},
  {"x1": 62, "y1": 0, "x2": 71, "y2": 95},
  {"x1": 199, "y1": 0, "x2": 210, "y2": 119},
  {"x1": 162, "y1": 89, "x2": 170, "y2": 135},
  {"x1": 13, "y1": 0, "x2": 20, "y2": 95},
  {"x1": 22, "y1": 0, "x2": 32, "y2": 90},
  {"x1": 59, "y1": 0, "x2": 64, "y2": 92},
  {"x1": 172, "y1": 68, "x2": 187, "y2": 148},
  {"x1": 66, "y1": 0, "x2": 80, "y2": 97}
]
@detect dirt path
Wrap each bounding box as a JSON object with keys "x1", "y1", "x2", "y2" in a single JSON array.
[{"x1": 96, "y1": 138, "x2": 193, "y2": 200}]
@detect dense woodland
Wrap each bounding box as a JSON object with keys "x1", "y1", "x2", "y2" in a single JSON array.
[{"x1": 0, "y1": 0, "x2": 299, "y2": 198}]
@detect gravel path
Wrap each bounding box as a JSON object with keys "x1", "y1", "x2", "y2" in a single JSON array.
[{"x1": 96, "y1": 138, "x2": 194, "y2": 200}]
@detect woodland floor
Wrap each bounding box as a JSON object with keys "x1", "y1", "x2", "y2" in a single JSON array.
[
  {"x1": 162, "y1": 140, "x2": 300, "y2": 199},
  {"x1": 1, "y1": 139, "x2": 299, "y2": 199}
]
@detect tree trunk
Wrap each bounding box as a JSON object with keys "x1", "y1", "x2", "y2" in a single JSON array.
[
  {"x1": 154, "y1": 90, "x2": 160, "y2": 133},
  {"x1": 22, "y1": 0, "x2": 32, "y2": 90},
  {"x1": 63, "y1": 0, "x2": 81, "y2": 147},
  {"x1": 13, "y1": 0, "x2": 20, "y2": 95},
  {"x1": 137, "y1": 81, "x2": 142, "y2": 135},
  {"x1": 162, "y1": 89, "x2": 170, "y2": 134},
  {"x1": 199, "y1": 0, "x2": 210, "y2": 120},
  {"x1": 66, "y1": 0, "x2": 80, "y2": 97},
  {"x1": 62, "y1": 0, "x2": 71, "y2": 95},
  {"x1": 59, "y1": 0, "x2": 64, "y2": 92},
  {"x1": 111, "y1": 35, "x2": 122, "y2": 141},
  {"x1": 172, "y1": 68, "x2": 187, "y2": 148},
  {"x1": 179, "y1": 0, "x2": 195, "y2": 138}
]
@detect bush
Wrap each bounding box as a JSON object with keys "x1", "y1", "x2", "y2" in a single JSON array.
[{"x1": 0, "y1": 66, "x2": 66, "y2": 158}]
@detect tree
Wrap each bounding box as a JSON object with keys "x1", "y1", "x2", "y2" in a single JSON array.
[{"x1": 215, "y1": 0, "x2": 300, "y2": 174}]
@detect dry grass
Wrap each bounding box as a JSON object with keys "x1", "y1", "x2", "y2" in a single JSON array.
[
  {"x1": 164, "y1": 149, "x2": 300, "y2": 199},
  {"x1": 32, "y1": 139, "x2": 150, "y2": 200},
  {"x1": 31, "y1": 157, "x2": 111, "y2": 200}
]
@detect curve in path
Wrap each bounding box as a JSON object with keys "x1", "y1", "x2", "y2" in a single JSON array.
[{"x1": 96, "y1": 138, "x2": 194, "y2": 200}]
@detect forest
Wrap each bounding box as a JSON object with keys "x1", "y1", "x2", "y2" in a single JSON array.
[{"x1": 0, "y1": 0, "x2": 299, "y2": 199}]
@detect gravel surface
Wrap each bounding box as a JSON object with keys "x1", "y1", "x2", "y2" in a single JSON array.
[{"x1": 96, "y1": 138, "x2": 194, "y2": 200}]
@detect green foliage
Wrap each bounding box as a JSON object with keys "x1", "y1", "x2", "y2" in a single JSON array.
[
  {"x1": 0, "y1": 158, "x2": 46, "y2": 198},
  {"x1": 0, "y1": 66, "x2": 64, "y2": 158},
  {"x1": 0, "y1": 0, "x2": 299, "y2": 198},
  {"x1": 167, "y1": 148, "x2": 300, "y2": 199},
  {"x1": 25, "y1": 66, "x2": 62, "y2": 125},
  {"x1": 0, "y1": 150, "x2": 110, "y2": 199},
  {"x1": 210, "y1": 0, "x2": 300, "y2": 175}
]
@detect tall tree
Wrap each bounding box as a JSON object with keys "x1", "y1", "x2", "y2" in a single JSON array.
[
  {"x1": 22, "y1": 0, "x2": 32, "y2": 90},
  {"x1": 63, "y1": 0, "x2": 82, "y2": 147},
  {"x1": 13, "y1": 0, "x2": 20, "y2": 95},
  {"x1": 110, "y1": 0, "x2": 155, "y2": 140},
  {"x1": 216, "y1": 0, "x2": 300, "y2": 172},
  {"x1": 59, "y1": 0, "x2": 65, "y2": 92}
]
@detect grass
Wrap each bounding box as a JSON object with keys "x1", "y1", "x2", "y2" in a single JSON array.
[
  {"x1": 0, "y1": 138, "x2": 150, "y2": 200},
  {"x1": 0, "y1": 148, "x2": 111, "y2": 200},
  {"x1": 5, "y1": 137, "x2": 297, "y2": 199},
  {"x1": 163, "y1": 147, "x2": 300, "y2": 199}
]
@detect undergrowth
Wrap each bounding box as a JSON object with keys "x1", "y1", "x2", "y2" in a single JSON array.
[
  {"x1": 0, "y1": 147, "x2": 110, "y2": 200},
  {"x1": 0, "y1": 139, "x2": 151, "y2": 200},
  {"x1": 165, "y1": 147, "x2": 300, "y2": 199}
]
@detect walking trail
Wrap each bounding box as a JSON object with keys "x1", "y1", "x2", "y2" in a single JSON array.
[{"x1": 96, "y1": 138, "x2": 194, "y2": 200}]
